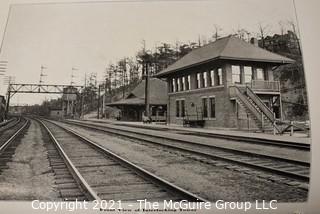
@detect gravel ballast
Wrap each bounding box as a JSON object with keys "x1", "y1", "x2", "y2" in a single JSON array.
[
  {"x1": 57, "y1": 121, "x2": 308, "y2": 202},
  {"x1": 0, "y1": 120, "x2": 59, "y2": 200}
]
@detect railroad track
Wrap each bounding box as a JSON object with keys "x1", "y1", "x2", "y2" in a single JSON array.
[
  {"x1": 39, "y1": 119, "x2": 206, "y2": 202},
  {"x1": 83, "y1": 120, "x2": 310, "y2": 150},
  {"x1": 62, "y1": 120, "x2": 310, "y2": 190},
  {"x1": 0, "y1": 117, "x2": 19, "y2": 133},
  {"x1": 115, "y1": 123, "x2": 310, "y2": 151},
  {"x1": 0, "y1": 117, "x2": 29, "y2": 172},
  {"x1": 0, "y1": 118, "x2": 15, "y2": 128}
]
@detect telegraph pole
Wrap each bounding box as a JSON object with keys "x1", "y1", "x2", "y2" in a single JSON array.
[
  {"x1": 71, "y1": 67, "x2": 78, "y2": 85},
  {"x1": 144, "y1": 59, "x2": 150, "y2": 118},
  {"x1": 102, "y1": 77, "x2": 108, "y2": 118},
  {"x1": 0, "y1": 60, "x2": 7, "y2": 107},
  {"x1": 5, "y1": 90, "x2": 10, "y2": 120},
  {"x1": 97, "y1": 84, "x2": 101, "y2": 119},
  {"x1": 0, "y1": 5, "x2": 12, "y2": 54},
  {"x1": 39, "y1": 65, "x2": 47, "y2": 85},
  {"x1": 141, "y1": 40, "x2": 150, "y2": 119},
  {"x1": 0, "y1": 60, "x2": 7, "y2": 75},
  {"x1": 122, "y1": 59, "x2": 126, "y2": 99},
  {"x1": 81, "y1": 73, "x2": 87, "y2": 119},
  {"x1": 1, "y1": 6, "x2": 13, "y2": 120},
  {"x1": 4, "y1": 75, "x2": 14, "y2": 120}
]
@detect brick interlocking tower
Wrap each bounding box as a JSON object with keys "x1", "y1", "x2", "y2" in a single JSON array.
[{"x1": 156, "y1": 36, "x2": 294, "y2": 131}]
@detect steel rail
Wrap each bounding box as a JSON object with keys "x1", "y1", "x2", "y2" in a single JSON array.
[
  {"x1": 38, "y1": 119, "x2": 101, "y2": 202},
  {"x1": 0, "y1": 117, "x2": 20, "y2": 132},
  {"x1": 79, "y1": 119, "x2": 309, "y2": 150},
  {"x1": 65, "y1": 120, "x2": 309, "y2": 165},
  {"x1": 0, "y1": 118, "x2": 16, "y2": 128},
  {"x1": 43, "y1": 119, "x2": 208, "y2": 202},
  {"x1": 63, "y1": 120, "x2": 309, "y2": 185},
  {"x1": 115, "y1": 123, "x2": 310, "y2": 150},
  {"x1": 0, "y1": 118, "x2": 28, "y2": 152}
]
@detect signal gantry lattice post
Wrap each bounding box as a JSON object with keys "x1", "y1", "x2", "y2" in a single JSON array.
[
  {"x1": 0, "y1": 60, "x2": 7, "y2": 75},
  {"x1": 6, "y1": 83, "x2": 83, "y2": 118}
]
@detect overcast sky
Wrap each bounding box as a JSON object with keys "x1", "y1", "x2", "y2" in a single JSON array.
[{"x1": 0, "y1": 0, "x2": 297, "y2": 105}]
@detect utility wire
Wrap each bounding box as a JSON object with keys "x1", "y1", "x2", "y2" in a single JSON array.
[
  {"x1": 0, "y1": 4, "x2": 12, "y2": 55},
  {"x1": 10, "y1": 0, "x2": 209, "y2": 7}
]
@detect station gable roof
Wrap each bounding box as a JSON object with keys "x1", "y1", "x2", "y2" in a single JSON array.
[
  {"x1": 156, "y1": 36, "x2": 295, "y2": 77},
  {"x1": 107, "y1": 78, "x2": 167, "y2": 106}
]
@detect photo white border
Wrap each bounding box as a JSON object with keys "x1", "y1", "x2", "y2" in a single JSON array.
[{"x1": 0, "y1": 0, "x2": 319, "y2": 213}]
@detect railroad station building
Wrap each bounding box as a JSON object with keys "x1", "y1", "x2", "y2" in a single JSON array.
[
  {"x1": 156, "y1": 36, "x2": 294, "y2": 131},
  {"x1": 49, "y1": 107, "x2": 64, "y2": 119},
  {"x1": 107, "y1": 78, "x2": 167, "y2": 122}
]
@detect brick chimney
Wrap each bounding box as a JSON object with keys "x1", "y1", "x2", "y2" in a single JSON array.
[{"x1": 250, "y1": 37, "x2": 259, "y2": 47}]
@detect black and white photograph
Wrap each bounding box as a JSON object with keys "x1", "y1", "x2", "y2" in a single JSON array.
[{"x1": 0, "y1": 0, "x2": 318, "y2": 213}]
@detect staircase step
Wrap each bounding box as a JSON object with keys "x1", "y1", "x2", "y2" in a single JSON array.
[{"x1": 236, "y1": 95, "x2": 277, "y2": 132}]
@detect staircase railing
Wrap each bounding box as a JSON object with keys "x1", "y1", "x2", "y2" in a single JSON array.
[
  {"x1": 246, "y1": 86, "x2": 281, "y2": 133},
  {"x1": 246, "y1": 86, "x2": 275, "y2": 122},
  {"x1": 249, "y1": 80, "x2": 280, "y2": 91},
  {"x1": 230, "y1": 86, "x2": 263, "y2": 122},
  {"x1": 231, "y1": 86, "x2": 281, "y2": 133}
]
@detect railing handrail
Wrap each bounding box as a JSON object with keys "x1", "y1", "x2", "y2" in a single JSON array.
[
  {"x1": 246, "y1": 86, "x2": 275, "y2": 122},
  {"x1": 231, "y1": 86, "x2": 262, "y2": 121},
  {"x1": 279, "y1": 121, "x2": 309, "y2": 136},
  {"x1": 231, "y1": 85, "x2": 281, "y2": 134},
  {"x1": 250, "y1": 80, "x2": 280, "y2": 91},
  {"x1": 252, "y1": 79, "x2": 280, "y2": 84}
]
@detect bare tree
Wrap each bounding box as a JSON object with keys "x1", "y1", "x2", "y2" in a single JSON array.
[
  {"x1": 104, "y1": 64, "x2": 113, "y2": 94},
  {"x1": 212, "y1": 24, "x2": 222, "y2": 41},
  {"x1": 174, "y1": 40, "x2": 181, "y2": 59},
  {"x1": 197, "y1": 35, "x2": 202, "y2": 47},
  {"x1": 278, "y1": 20, "x2": 286, "y2": 36},
  {"x1": 126, "y1": 57, "x2": 140, "y2": 84},
  {"x1": 233, "y1": 26, "x2": 251, "y2": 41},
  {"x1": 258, "y1": 23, "x2": 271, "y2": 48},
  {"x1": 245, "y1": 31, "x2": 252, "y2": 42},
  {"x1": 201, "y1": 35, "x2": 208, "y2": 46},
  {"x1": 286, "y1": 19, "x2": 301, "y2": 55},
  {"x1": 287, "y1": 20, "x2": 299, "y2": 38}
]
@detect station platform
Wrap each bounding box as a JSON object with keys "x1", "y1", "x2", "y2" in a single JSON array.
[
  {"x1": 78, "y1": 118, "x2": 311, "y2": 146},
  {"x1": 66, "y1": 118, "x2": 310, "y2": 164}
]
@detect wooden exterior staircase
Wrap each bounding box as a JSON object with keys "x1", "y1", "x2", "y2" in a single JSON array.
[{"x1": 230, "y1": 86, "x2": 281, "y2": 133}]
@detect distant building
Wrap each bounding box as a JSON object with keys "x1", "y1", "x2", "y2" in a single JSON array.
[
  {"x1": 49, "y1": 108, "x2": 63, "y2": 119},
  {"x1": 9, "y1": 105, "x2": 28, "y2": 115},
  {"x1": 259, "y1": 30, "x2": 300, "y2": 54},
  {"x1": 0, "y1": 95, "x2": 6, "y2": 122},
  {"x1": 107, "y1": 78, "x2": 167, "y2": 122},
  {"x1": 156, "y1": 36, "x2": 294, "y2": 131},
  {"x1": 62, "y1": 86, "x2": 78, "y2": 118}
]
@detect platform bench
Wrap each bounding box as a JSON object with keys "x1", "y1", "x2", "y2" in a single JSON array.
[{"x1": 183, "y1": 119, "x2": 205, "y2": 128}]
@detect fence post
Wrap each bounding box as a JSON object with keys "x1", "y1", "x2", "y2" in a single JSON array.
[
  {"x1": 247, "y1": 113, "x2": 250, "y2": 132},
  {"x1": 261, "y1": 112, "x2": 264, "y2": 131},
  {"x1": 290, "y1": 121, "x2": 294, "y2": 136}
]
